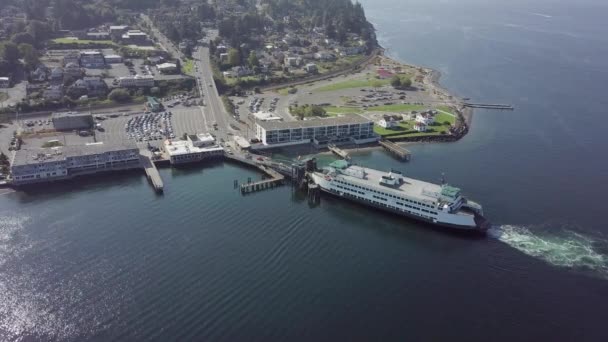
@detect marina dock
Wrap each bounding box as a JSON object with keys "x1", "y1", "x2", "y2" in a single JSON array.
[
  {"x1": 379, "y1": 140, "x2": 411, "y2": 161},
  {"x1": 224, "y1": 154, "x2": 287, "y2": 194},
  {"x1": 140, "y1": 150, "x2": 164, "y2": 193},
  {"x1": 464, "y1": 103, "x2": 514, "y2": 110},
  {"x1": 328, "y1": 144, "x2": 350, "y2": 160}
]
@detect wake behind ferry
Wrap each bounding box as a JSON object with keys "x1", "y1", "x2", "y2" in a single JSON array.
[{"x1": 310, "y1": 160, "x2": 490, "y2": 233}]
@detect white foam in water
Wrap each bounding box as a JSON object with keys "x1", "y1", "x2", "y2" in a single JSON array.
[{"x1": 489, "y1": 225, "x2": 608, "y2": 277}]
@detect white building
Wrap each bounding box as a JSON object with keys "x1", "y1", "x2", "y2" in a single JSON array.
[
  {"x1": 104, "y1": 54, "x2": 123, "y2": 64},
  {"x1": 164, "y1": 134, "x2": 224, "y2": 165},
  {"x1": 44, "y1": 85, "x2": 64, "y2": 100},
  {"x1": 157, "y1": 63, "x2": 178, "y2": 74},
  {"x1": 0, "y1": 76, "x2": 9, "y2": 88},
  {"x1": 10, "y1": 142, "x2": 140, "y2": 185},
  {"x1": 255, "y1": 114, "x2": 377, "y2": 148},
  {"x1": 378, "y1": 118, "x2": 398, "y2": 129},
  {"x1": 117, "y1": 74, "x2": 155, "y2": 88},
  {"x1": 416, "y1": 112, "x2": 435, "y2": 125},
  {"x1": 305, "y1": 63, "x2": 318, "y2": 73},
  {"x1": 413, "y1": 122, "x2": 427, "y2": 132},
  {"x1": 252, "y1": 111, "x2": 283, "y2": 122}
]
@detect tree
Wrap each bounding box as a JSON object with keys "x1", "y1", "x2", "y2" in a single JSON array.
[
  {"x1": 227, "y1": 48, "x2": 240, "y2": 66},
  {"x1": 400, "y1": 77, "x2": 412, "y2": 88},
  {"x1": 11, "y1": 32, "x2": 35, "y2": 46},
  {"x1": 108, "y1": 89, "x2": 132, "y2": 103},
  {"x1": 18, "y1": 44, "x2": 39, "y2": 69},
  {"x1": 0, "y1": 42, "x2": 20, "y2": 65},
  {"x1": 390, "y1": 75, "x2": 402, "y2": 88},
  {"x1": 26, "y1": 20, "x2": 51, "y2": 46},
  {"x1": 247, "y1": 51, "x2": 259, "y2": 69}
]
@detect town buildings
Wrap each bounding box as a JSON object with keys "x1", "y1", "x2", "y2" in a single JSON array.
[
  {"x1": 255, "y1": 114, "x2": 378, "y2": 148},
  {"x1": 164, "y1": 133, "x2": 224, "y2": 165},
  {"x1": 10, "y1": 142, "x2": 141, "y2": 185},
  {"x1": 80, "y1": 51, "x2": 105, "y2": 68},
  {"x1": 117, "y1": 75, "x2": 155, "y2": 88},
  {"x1": 52, "y1": 112, "x2": 94, "y2": 131}
]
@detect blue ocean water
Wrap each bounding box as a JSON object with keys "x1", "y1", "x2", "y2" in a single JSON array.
[{"x1": 1, "y1": 0, "x2": 608, "y2": 340}]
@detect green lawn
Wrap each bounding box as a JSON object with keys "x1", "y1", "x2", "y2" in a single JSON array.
[
  {"x1": 182, "y1": 59, "x2": 194, "y2": 75},
  {"x1": 373, "y1": 107, "x2": 456, "y2": 138},
  {"x1": 225, "y1": 75, "x2": 261, "y2": 86},
  {"x1": 51, "y1": 38, "x2": 115, "y2": 45},
  {"x1": 323, "y1": 106, "x2": 363, "y2": 116},
  {"x1": 314, "y1": 77, "x2": 391, "y2": 92}
]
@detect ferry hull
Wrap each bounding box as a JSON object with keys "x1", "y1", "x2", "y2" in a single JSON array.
[{"x1": 317, "y1": 184, "x2": 488, "y2": 235}]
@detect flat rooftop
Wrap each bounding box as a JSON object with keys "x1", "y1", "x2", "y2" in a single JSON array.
[
  {"x1": 12, "y1": 142, "x2": 138, "y2": 166},
  {"x1": 52, "y1": 111, "x2": 92, "y2": 119},
  {"x1": 256, "y1": 114, "x2": 371, "y2": 131},
  {"x1": 164, "y1": 140, "x2": 223, "y2": 156}
]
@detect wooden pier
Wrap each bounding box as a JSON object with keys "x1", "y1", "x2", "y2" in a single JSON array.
[
  {"x1": 240, "y1": 166, "x2": 285, "y2": 194},
  {"x1": 140, "y1": 151, "x2": 164, "y2": 193},
  {"x1": 379, "y1": 140, "x2": 411, "y2": 161},
  {"x1": 464, "y1": 103, "x2": 514, "y2": 110},
  {"x1": 328, "y1": 144, "x2": 350, "y2": 160}
]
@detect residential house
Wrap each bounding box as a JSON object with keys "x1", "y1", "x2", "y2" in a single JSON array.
[
  {"x1": 30, "y1": 65, "x2": 49, "y2": 82},
  {"x1": 314, "y1": 51, "x2": 336, "y2": 61},
  {"x1": 284, "y1": 56, "x2": 302, "y2": 67},
  {"x1": 26, "y1": 82, "x2": 44, "y2": 96},
  {"x1": 217, "y1": 45, "x2": 228, "y2": 53},
  {"x1": 231, "y1": 66, "x2": 253, "y2": 77},
  {"x1": 64, "y1": 62, "x2": 83, "y2": 79},
  {"x1": 219, "y1": 53, "x2": 229, "y2": 63},
  {"x1": 415, "y1": 112, "x2": 435, "y2": 125},
  {"x1": 305, "y1": 63, "x2": 318, "y2": 73},
  {"x1": 0, "y1": 76, "x2": 9, "y2": 88},
  {"x1": 378, "y1": 118, "x2": 398, "y2": 129},
  {"x1": 82, "y1": 76, "x2": 108, "y2": 97},
  {"x1": 50, "y1": 67, "x2": 64, "y2": 83},
  {"x1": 44, "y1": 85, "x2": 64, "y2": 100},
  {"x1": 413, "y1": 122, "x2": 427, "y2": 132}
]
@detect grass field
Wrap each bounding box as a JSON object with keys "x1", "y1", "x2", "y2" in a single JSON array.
[
  {"x1": 373, "y1": 107, "x2": 456, "y2": 138},
  {"x1": 323, "y1": 106, "x2": 363, "y2": 116},
  {"x1": 314, "y1": 77, "x2": 391, "y2": 92},
  {"x1": 182, "y1": 59, "x2": 194, "y2": 75},
  {"x1": 51, "y1": 38, "x2": 115, "y2": 45}
]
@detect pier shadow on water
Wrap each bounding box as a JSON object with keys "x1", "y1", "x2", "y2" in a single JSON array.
[{"x1": 488, "y1": 224, "x2": 608, "y2": 279}]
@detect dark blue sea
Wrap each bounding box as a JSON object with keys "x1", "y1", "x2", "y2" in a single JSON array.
[{"x1": 1, "y1": 0, "x2": 608, "y2": 340}]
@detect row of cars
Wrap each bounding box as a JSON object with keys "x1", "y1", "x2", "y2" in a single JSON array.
[{"x1": 125, "y1": 111, "x2": 175, "y2": 142}]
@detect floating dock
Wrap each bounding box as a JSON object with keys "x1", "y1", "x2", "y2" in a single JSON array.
[
  {"x1": 140, "y1": 150, "x2": 164, "y2": 193},
  {"x1": 328, "y1": 144, "x2": 350, "y2": 160},
  {"x1": 464, "y1": 103, "x2": 514, "y2": 110},
  {"x1": 379, "y1": 140, "x2": 411, "y2": 161}
]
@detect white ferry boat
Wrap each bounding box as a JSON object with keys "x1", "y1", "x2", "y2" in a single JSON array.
[{"x1": 310, "y1": 160, "x2": 490, "y2": 233}]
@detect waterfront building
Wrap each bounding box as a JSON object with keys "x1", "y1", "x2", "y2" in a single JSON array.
[
  {"x1": 80, "y1": 51, "x2": 105, "y2": 68},
  {"x1": 164, "y1": 134, "x2": 224, "y2": 165},
  {"x1": 118, "y1": 75, "x2": 155, "y2": 88},
  {"x1": 254, "y1": 114, "x2": 378, "y2": 148},
  {"x1": 10, "y1": 142, "x2": 140, "y2": 185},
  {"x1": 52, "y1": 111, "x2": 94, "y2": 131},
  {"x1": 378, "y1": 118, "x2": 398, "y2": 129},
  {"x1": 416, "y1": 111, "x2": 436, "y2": 125},
  {"x1": 413, "y1": 122, "x2": 427, "y2": 132}
]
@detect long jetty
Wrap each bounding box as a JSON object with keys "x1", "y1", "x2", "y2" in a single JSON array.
[
  {"x1": 224, "y1": 154, "x2": 286, "y2": 194},
  {"x1": 464, "y1": 103, "x2": 514, "y2": 110},
  {"x1": 328, "y1": 144, "x2": 350, "y2": 160},
  {"x1": 140, "y1": 150, "x2": 164, "y2": 193},
  {"x1": 379, "y1": 140, "x2": 411, "y2": 161}
]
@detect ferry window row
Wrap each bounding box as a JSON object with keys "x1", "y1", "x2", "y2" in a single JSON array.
[
  {"x1": 334, "y1": 180, "x2": 435, "y2": 208},
  {"x1": 339, "y1": 191, "x2": 435, "y2": 220}
]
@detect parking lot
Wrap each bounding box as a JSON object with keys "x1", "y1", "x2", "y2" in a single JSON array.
[{"x1": 95, "y1": 106, "x2": 210, "y2": 148}]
